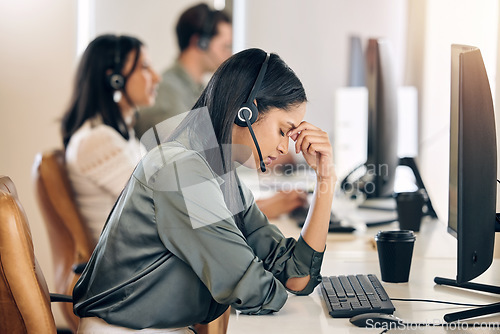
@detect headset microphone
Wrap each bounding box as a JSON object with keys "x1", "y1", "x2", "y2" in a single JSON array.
[
  {"x1": 238, "y1": 108, "x2": 267, "y2": 172},
  {"x1": 235, "y1": 53, "x2": 270, "y2": 173}
]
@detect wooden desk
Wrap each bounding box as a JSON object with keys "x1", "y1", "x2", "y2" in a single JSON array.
[{"x1": 227, "y1": 218, "x2": 500, "y2": 333}]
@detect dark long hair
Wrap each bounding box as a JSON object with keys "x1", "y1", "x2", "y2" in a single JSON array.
[
  {"x1": 61, "y1": 34, "x2": 143, "y2": 148},
  {"x1": 169, "y1": 48, "x2": 307, "y2": 230}
]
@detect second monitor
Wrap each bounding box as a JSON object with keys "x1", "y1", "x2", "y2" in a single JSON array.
[
  {"x1": 341, "y1": 38, "x2": 399, "y2": 200},
  {"x1": 340, "y1": 38, "x2": 437, "y2": 224}
]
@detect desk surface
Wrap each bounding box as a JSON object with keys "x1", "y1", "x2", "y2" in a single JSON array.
[{"x1": 227, "y1": 217, "x2": 500, "y2": 333}]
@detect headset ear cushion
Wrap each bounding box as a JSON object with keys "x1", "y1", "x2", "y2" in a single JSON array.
[
  {"x1": 109, "y1": 73, "x2": 125, "y2": 90},
  {"x1": 235, "y1": 103, "x2": 259, "y2": 127},
  {"x1": 198, "y1": 36, "x2": 210, "y2": 50}
]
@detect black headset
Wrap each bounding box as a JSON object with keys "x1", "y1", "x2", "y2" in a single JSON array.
[
  {"x1": 108, "y1": 37, "x2": 125, "y2": 90},
  {"x1": 197, "y1": 9, "x2": 215, "y2": 50},
  {"x1": 234, "y1": 53, "x2": 270, "y2": 172}
]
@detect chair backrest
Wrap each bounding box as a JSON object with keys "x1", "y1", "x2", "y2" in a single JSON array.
[
  {"x1": 0, "y1": 175, "x2": 57, "y2": 333},
  {"x1": 32, "y1": 149, "x2": 94, "y2": 331}
]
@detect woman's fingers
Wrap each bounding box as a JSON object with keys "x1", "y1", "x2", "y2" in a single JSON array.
[
  {"x1": 306, "y1": 142, "x2": 332, "y2": 157},
  {"x1": 289, "y1": 128, "x2": 329, "y2": 155},
  {"x1": 297, "y1": 134, "x2": 329, "y2": 155},
  {"x1": 287, "y1": 121, "x2": 335, "y2": 179},
  {"x1": 288, "y1": 122, "x2": 329, "y2": 153}
]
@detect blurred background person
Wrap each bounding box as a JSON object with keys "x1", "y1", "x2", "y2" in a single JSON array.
[
  {"x1": 61, "y1": 34, "x2": 160, "y2": 244},
  {"x1": 134, "y1": 3, "x2": 232, "y2": 138}
]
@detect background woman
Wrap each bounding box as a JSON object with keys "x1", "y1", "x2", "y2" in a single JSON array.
[{"x1": 61, "y1": 34, "x2": 160, "y2": 245}]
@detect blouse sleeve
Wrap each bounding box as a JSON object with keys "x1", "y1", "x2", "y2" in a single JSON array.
[
  {"x1": 150, "y1": 149, "x2": 288, "y2": 315},
  {"x1": 67, "y1": 125, "x2": 141, "y2": 197},
  {"x1": 240, "y1": 183, "x2": 325, "y2": 296}
]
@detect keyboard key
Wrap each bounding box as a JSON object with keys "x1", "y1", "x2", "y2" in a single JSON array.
[
  {"x1": 329, "y1": 276, "x2": 347, "y2": 300},
  {"x1": 375, "y1": 287, "x2": 389, "y2": 301},
  {"x1": 351, "y1": 301, "x2": 371, "y2": 311},
  {"x1": 339, "y1": 275, "x2": 356, "y2": 298},
  {"x1": 348, "y1": 275, "x2": 365, "y2": 296},
  {"x1": 357, "y1": 274, "x2": 376, "y2": 295}
]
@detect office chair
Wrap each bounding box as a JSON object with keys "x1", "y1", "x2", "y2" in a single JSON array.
[
  {"x1": 32, "y1": 149, "x2": 95, "y2": 332},
  {"x1": 0, "y1": 175, "x2": 72, "y2": 333},
  {"x1": 192, "y1": 308, "x2": 230, "y2": 334}
]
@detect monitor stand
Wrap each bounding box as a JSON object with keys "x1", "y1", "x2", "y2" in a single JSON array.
[
  {"x1": 434, "y1": 276, "x2": 500, "y2": 322},
  {"x1": 399, "y1": 157, "x2": 438, "y2": 219},
  {"x1": 339, "y1": 156, "x2": 438, "y2": 226},
  {"x1": 339, "y1": 162, "x2": 398, "y2": 226}
]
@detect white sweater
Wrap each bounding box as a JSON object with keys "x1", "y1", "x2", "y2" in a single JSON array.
[{"x1": 66, "y1": 119, "x2": 144, "y2": 244}]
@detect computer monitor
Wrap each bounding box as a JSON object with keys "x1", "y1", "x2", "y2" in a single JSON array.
[
  {"x1": 341, "y1": 38, "x2": 399, "y2": 200},
  {"x1": 365, "y1": 38, "x2": 399, "y2": 198},
  {"x1": 434, "y1": 44, "x2": 500, "y2": 322}
]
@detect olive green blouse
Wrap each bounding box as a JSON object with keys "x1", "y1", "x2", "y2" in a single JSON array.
[{"x1": 73, "y1": 142, "x2": 324, "y2": 330}]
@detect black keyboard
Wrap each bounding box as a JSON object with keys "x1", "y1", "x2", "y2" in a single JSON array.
[{"x1": 320, "y1": 274, "x2": 395, "y2": 318}]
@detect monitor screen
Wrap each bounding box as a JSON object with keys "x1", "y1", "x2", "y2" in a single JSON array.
[
  {"x1": 448, "y1": 44, "x2": 497, "y2": 284},
  {"x1": 340, "y1": 38, "x2": 399, "y2": 200},
  {"x1": 364, "y1": 38, "x2": 399, "y2": 198}
]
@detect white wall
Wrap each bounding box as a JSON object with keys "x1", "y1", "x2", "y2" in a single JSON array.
[
  {"x1": 92, "y1": 0, "x2": 205, "y2": 74},
  {"x1": 0, "y1": 0, "x2": 77, "y2": 327},
  {"x1": 235, "y1": 0, "x2": 408, "y2": 139},
  {"x1": 416, "y1": 0, "x2": 498, "y2": 219}
]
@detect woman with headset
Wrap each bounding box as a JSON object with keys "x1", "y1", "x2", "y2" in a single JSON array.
[
  {"x1": 73, "y1": 48, "x2": 336, "y2": 333},
  {"x1": 61, "y1": 34, "x2": 160, "y2": 245}
]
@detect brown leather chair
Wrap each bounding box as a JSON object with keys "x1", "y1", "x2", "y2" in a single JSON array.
[
  {"x1": 32, "y1": 149, "x2": 95, "y2": 332},
  {"x1": 194, "y1": 308, "x2": 230, "y2": 334},
  {"x1": 0, "y1": 175, "x2": 71, "y2": 333}
]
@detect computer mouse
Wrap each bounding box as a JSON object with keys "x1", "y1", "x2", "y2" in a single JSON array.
[{"x1": 349, "y1": 312, "x2": 403, "y2": 328}]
